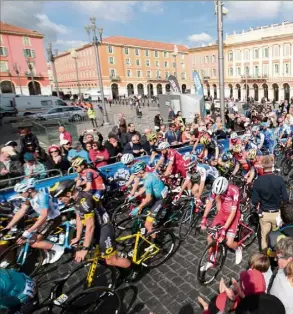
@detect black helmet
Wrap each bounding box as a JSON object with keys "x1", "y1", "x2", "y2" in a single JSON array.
[{"x1": 49, "y1": 180, "x2": 76, "y2": 198}]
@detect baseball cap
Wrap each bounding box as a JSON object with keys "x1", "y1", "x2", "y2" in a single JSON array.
[
  {"x1": 72, "y1": 141, "x2": 82, "y2": 149},
  {"x1": 239, "y1": 269, "x2": 266, "y2": 296},
  {"x1": 23, "y1": 152, "x2": 35, "y2": 161},
  {"x1": 5, "y1": 141, "x2": 17, "y2": 147}
]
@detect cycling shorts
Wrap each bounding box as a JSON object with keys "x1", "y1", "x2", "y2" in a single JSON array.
[
  {"x1": 210, "y1": 210, "x2": 241, "y2": 239},
  {"x1": 99, "y1": 224, "x2": 116, "y2": 258},
  {"x1": 38, "y1": 215, "x2": 62, "y2": 238},
  {"x1": 146, "y1": 199, "x2": 164, "y2": 223}
]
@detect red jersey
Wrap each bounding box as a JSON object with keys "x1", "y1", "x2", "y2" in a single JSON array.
[
  {"x1": 251, "y1": 159, "x2": 264, "y2": 176},
  {"x1": 79, "y1": 168, "x2": 105, "y2": 190},
  {"x1": 160, "y1": 149, "x2": 186, "y2": 177},
  {"x1": 234, "y1": 153, "x2": 250, "y2": 171},
  {"x1": 211, "y1": 184, "x2": 240, "y2": 214}
]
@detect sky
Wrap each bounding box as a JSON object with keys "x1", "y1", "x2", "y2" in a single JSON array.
[{"x1": 1, "y1": 1, "x2": 293, "y2": 52}]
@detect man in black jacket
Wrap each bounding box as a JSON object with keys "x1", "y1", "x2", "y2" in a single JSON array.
[
  {"x1": 123, "y1": 135, "x2": 145, "y2": 157},
  {"x1": 252, "y1": 155, "x2": 289, "y2": 251},
  {"x1": 121, "y1": 123, "x2": 141, "y2": 146},
  {"x1": 19, "y1": 128, "x2": 40, "y2": 154},
  {"x1": 104, "y1": 134, "x2": 123, "y2": 164}
]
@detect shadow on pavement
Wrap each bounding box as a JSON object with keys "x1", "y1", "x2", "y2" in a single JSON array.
[{"x1": 178, "y1": 303, "x2": 194, "y2": 314}]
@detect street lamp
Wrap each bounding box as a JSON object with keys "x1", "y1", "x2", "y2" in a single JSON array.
[
  {"x1": 47, "y1": 42, "x2": 60, "y2": 98},
  {"x1": 85, "y1": 17, "x2": 109, "y2": 125},
  {"x1": 13, "y1": 63, "x2": 23, "y2": 94},
  {"x1": 173, "y1": 45, "x2": 178, "y2": 78},
  {"x1": 26, "y1": 57, "x2": 37, "y2": 95},
  {"x1": 70, "y1": 49, "x2": 82, "y2": 100}
]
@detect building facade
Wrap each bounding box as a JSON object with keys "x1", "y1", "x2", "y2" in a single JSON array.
[
  {"x1": 54, "y1": 36, "x2": 194, "y2": 98},
  {"x1": 0, "y1": 21, "x2": 51, "y2": 95},
  {"x1": 189, "y1": 21, "x2": 293, "y2": 102}
]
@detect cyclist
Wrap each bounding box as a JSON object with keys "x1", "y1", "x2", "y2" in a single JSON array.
[
  {"x1": 245, "y1": 149, "x2": 264, "y2": 184},
  {"x1": 229, "y1": 132, "x2": 242, "y2": 151},
  {"x1": 154, "y1": 142, "x2": 186, "y2": 177},
  {"x1": 4, "y1": 178, "x2": 64, "y2": 265},
  {"x1": 72, "y1": 157, "x2": 105, "y2": 199},
  {"x1": 49, "y1": 180, "x2": 138, "y2": 279},
  {"x1": 261, "y1": 122, "x2": 275, "y2": 154},
  {"x1": 242, "y1": 134, "x2": 258, "y2": 152},
  {"x1": 200, "y1": 176, "x2": 243, "y2": 267},
  {"x1": 252, "y1": 126, "x2": 265, "y2": 152},
  {"x1": 0, "y1": 268, "x2": 36, "y2": 312},
  {"x1": 231, "y1": 145, "x2": 251, "y2": 177},
  {"x1": 193, "y1": 131, "x2": 219, "y2": 162},
  {"x1": 130, "y1": 161, "x2": 168, "y2": 236},
  {"x1": 217, "y1": 151, "x2": 235, "y2": 176}
]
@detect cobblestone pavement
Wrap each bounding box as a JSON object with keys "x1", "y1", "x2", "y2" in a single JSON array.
[{"x1": 35, "y1": 229, "x2": 258, "y2": 314}]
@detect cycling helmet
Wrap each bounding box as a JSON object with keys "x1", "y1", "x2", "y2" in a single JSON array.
[
  {"x1": 242, "y1": 134, "x2": 252, "y2": 142},
  {"x1": 121, "y1": 153, "x2": 134, "y2": 165},
  {"x1": 261, "y1": 122, "x2": 270, "y2": 128},
  {"x1": 14, "y1": 178, "x2": 37, "y2": 193},
  {"x1": 157, "y1": 142, "x2": 170, "y2": 150},
  {"x1": 252, "y1": 126, "x2": 260, "y2": 132},
  {"x1": 221, "y1": 153, "x2": 229, "y2": 162},
  {"x1": 247, "y1": 149, "x2": 257, "y2": 160},
  {"x1": 183, "y1": 152, "x2": 197, "y2": 163},
  {"x1": 200, "y1": 135, "x2": 211, "y2": 145},
  {"x1": 71, "y1": 157, "x2": 87, "y2": 167},
  {"x1": 50, "y1": 180, "x2": 76, "y2": 198},
  {"x1": 48, "y1": 145, "x2": 60, "y2": 153},
  {"x1": 212, "y1": 176, "x2": 228, "y2": 195},
  {"x1": 233, "y1": 144, "x2": 242, "y2": 154},
  {"x1": 147, "y1": 133, "x2": 157, "y2": 142},
  {"x1": 184, "y1": 160, "x2": 196, "y2": 171},
  {"x1": 230, "y1": 132, "x2": 239, "y2": 140},
  {"x1": 130, "y1": 161, "x2": 146, "y2": 174}
]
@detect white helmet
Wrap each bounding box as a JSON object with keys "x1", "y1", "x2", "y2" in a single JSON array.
[
  {"x1": 212, "y1": 177, "x2": 228, "y2": 195},
  {"x1": 252, "y1": 126, "x2": 259, "y2": 132},
  {"x1": 14, "y1": 178, "x2": 37, "y2": 193},
  {"x1": 121, "y1": 153, "x2": 134, "y2": 165},
  {"x1": 158, "y1": 142, "x2": 170, "y2": 150},
  {"x1": 230, "y1": 132, "x2": 239, "y2": 140}
]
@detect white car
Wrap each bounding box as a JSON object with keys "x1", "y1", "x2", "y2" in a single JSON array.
[{"x1": 34, "y1": 106, "x2": 86, "y2": 122}]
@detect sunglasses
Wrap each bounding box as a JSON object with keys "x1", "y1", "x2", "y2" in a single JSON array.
[{"x1": 50, "y1": 150, "x2": 58, "y2": 153}]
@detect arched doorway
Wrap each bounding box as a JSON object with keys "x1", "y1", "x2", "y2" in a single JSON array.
[
  {"x1": 206, "y1": 84, "x2": 210, "y2": 97},
  {"x1": 127, "y1": 83, "x2": 134, "y2": 96},
  {"x1": 283, "y1": 83, "x2": 290, "y2": 101},
  {"x1": 165, "y1": 84, "x2": 171, "y2": 93},
  {"x1": 147, "y1": 84, "x2": 154, "y2": 97},
  {"x1": 243, "y1": 84, "x2": 249, "y2": 99},
  {"x1": 272, "y1": 83, "x2": 279, "y2": 101},
  {"x1": 111, "y1": 83, "x2": 119, "y2": 99},
  {"x1": 28, "y1": 81, "x2": 41, "y2": 95},
  {"x1": 253, "y1": 84, "x2": 259, "y2": 101},
  {"x1": 157, "y1": 84, "x2": 162, "y2": 95},
  {"x1": 137, "y1": 84, "x2": 144, "y2": 96},
  {"x1": 213, "y1": 84, "x2": 217, "y2": 99},
  {"x1": 182, "y1": 84, "x2": 186, "y2": 93},
  {"x1": 262, "y1": 83, "x2": 268, "y2": 100},
  {"x1": 0, "y1": 81, "x2": 15, "y2": 93},
  {"x1": 228, "y1": 84, "x2": 233, "y2": 98},
  {"x1": 236, "y1": 84, "x2": 241, "y2": 100}
]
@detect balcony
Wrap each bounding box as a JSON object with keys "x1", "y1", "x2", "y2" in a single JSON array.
[{"x1": 110, "y1": 75, "x2": 121, "y2": 81}]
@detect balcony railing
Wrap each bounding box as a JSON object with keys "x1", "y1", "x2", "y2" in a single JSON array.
[{"x1": 110, "y1": 75, "x2": 121, "y2": 81}]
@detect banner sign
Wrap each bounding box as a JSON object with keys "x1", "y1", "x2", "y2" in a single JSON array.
[
  {"x1": 168, "y1": 75, "x2": 181, "y2": 93},
  {"x1": 192, "y1": 70, "x2": 204, "y2": 97}
]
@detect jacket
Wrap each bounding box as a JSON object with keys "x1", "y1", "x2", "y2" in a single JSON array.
[
  {"x1": 121, "y1": 131, "x2": 141, "y2": 146},
  {"x1": 123, "y1": 142, "x2": 145, "y2": 157},
  {"x1": 166, "y1": 130, "x2": 181, "y2": 144},
  {"x1": 20, "y1": 133, "x2": 40, "y2": 153},
  {"x1": 59, "y1": 131, "x2": 72, "y2": 144},
  {"x1": 89, "y1": 149, "x2": 109, "y2": 168},
  {"x1": 0, "y1": 160, "x2": 24, "y2": 189},
  {"x1": 87, "y1": 108, "x2": 96, "y2": 119},
  {"x1": 104, "y1": 140, "x2": 123, "y2": 163},
  {"x1": 45, "y1": 156, "x2": 71, "y2": 174}
]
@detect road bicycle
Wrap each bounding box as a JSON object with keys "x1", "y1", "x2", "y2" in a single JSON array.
[{"x1": 197, "y1": 211, "x2": 259, "y2": 285}]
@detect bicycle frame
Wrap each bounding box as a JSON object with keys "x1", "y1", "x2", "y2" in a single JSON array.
[
  {"x1": 86, "y1": 246, "x2": 101, "y2": 288},
  {"x1": 237, "y1": 220, "x2": 256, "y2": 247}
]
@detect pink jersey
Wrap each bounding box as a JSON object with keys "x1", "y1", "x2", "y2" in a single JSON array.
[{"x1": 211, "y1": 184, "x2": 240, "y2": 214}]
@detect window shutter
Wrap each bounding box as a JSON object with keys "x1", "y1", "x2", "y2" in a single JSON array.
[
  {"x1": 23, "y1": 49, "x2": 27, "y2": 57},
  {"x1": 31, "y1": 50, "x2": 35, "y2": 58}
]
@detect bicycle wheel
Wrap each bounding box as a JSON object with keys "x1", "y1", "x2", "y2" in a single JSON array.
[
  {"x1": 0, "y1": 243, "x2": 44, "y2": 277},
  {"x1": 59, "y1": 286, "x2": 121, "y2": 314},
  {"x1": 197, "y1": 241, "x2": 227, "y2": 286},
  {"x1": 178, "y1": 206, "x2": 199, "y2": 241},
  {"x1": 238, "y1": 212, "x2": 259, "y2": 248},
  {"x1": 111, "y1": 203, "x2": 132, "y2": 226},
  {"x1": 138, "y1": 228, "x2": 175, "y2": 269}
]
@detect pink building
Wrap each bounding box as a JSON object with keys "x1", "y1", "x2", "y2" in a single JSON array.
[{"x1": 0, "y1": 21, "x2": 51, "y2": 95}]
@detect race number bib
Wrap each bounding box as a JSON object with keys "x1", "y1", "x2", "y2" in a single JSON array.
[{"x1": 22, "y1": 279, "x2": 36, "y2": 298}]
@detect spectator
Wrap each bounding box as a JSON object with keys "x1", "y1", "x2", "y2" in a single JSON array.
[
  {"x1": 141, "y1": 128, "x2": 152, "y2": 154},
  {"x1": 159, "y1": 124, "x2": 167, "y2": 138},
  {"x1": 23, "y1": 152, "x2": 46, "y2": 179},
  {"x1": 4, "y1": 141, "x2": 20, "y2": 161},
  {"x1": 87, "y1": 104, "x2": 98, "y2": 128},
  {"x1": 22, "y1": 141, "x2": 47, "y2": 163},
  {"x1": 85, "y1": 142, "x2": 92, "y2": 153},
  {"x1": 45, "y1": 145, "x2": 70, "y2": 174},
  {"x1": 60, "y1": 140, "x2": 71, "y2": 159},
  {"x1": 168, "y1": 107, "x2": 175, "y2": 122},
  {"x1": 252, "y1": 155, "x2": 289, "y2": 251},
  {"x1": 104, "y1": 134, "x2": 123, "y2": 164},
  {"x1": 122, "y1": 123, "x2": 141, "y2": 146},
  {"x1": 118, "y1": 112, "x2": 127, "y2": 135},
  {"x1": 89, "y1": 141, "x2": 109, "y2": 169},
  {"x1": 154, "y1": 113, "x2": 163, "y2": 131},
  {"x1": 248, "y1": 253, "x2": 272, "y2": 290},
  {"x1": 215, "y1": 123, "x2": 228, "y2": 140},
  {"x1": 78, "y1": 131, "x2": 103, "y2": 150},
  {"x1": 58, "y1": 126, "x2": 72, "y2": 145},
  {"x1": 181, "y1": 124, "x2": 192, "y2": 143},
  {"x1": 165, "y1": 123, "x2": 181, "y2": 145},
  {"x1": 123, "y1": 134, "x2": 146, "y2": 157},
  {"x1": 67, "y1": 141, "x2": 90, "y2": 163},
  {"x1": 269, "y1": 238, "x2": 293, "y2": 314},
  {"x1": 19, "y1": 127, "x2": 40, "y2": 155},
  {"x1": 0, "y1": 146, "x2": 23, "y2": 189}
]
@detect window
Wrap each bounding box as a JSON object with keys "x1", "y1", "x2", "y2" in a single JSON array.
[
  {"x1": 284, "y1": 43, "x2": 291, "y2": 57},
  {"x1": 254, "y1": 65, "x2": 259, "y2": 77},
  {"x1": 235, "y1": 50, "x2": 241, "y2": 61},
  {"x1": 41, "y1": 100, "x2": 53, "y2": 106},
  {"x1": 0, "y1": 47, "x2": 8, "y2": 56},
  {"x1": 22, "y1": 36, "x2": 31, "y2": 46},
  {"x1": 181, "y1": 72, "x2": 186, "y2": 80},
  {"x1": 237, "y1": 67, "x2": 241, "y2": 76},
  {"x1": 126, "y1": 70, "x2": 131, "y2": 77},
  {"x1": 147, "y1": 70, "x2": 151, "y2": 78},
  {"x1": 155, "y1": 60, "x2": 159, "y2": 67},
  {"x1": 245, "y1": 66, "x2": 250, "y2": 76},
  {"x1": 124, "y1": 47, "x2": 129, "y2": 55},
  {"x1": 145, "y1": 49, "x2": 149, "y2": 57},
  {"x1": 262, "y1": 47, "x2": 269, "y2": 58},
  {"x1": 212, "y1": 68, "x2": 216, "y2": 77},
  {"x1": 164, "y1": 61, "x2": 168, "y2": 68},
  {"x1": 244, "y1": 49, "x2": 250, "y2": 60},
  {"x1": 262, "y1": 64, "x2": 269, "y2": 77},
  {"x1": 154, "y1": 50, "x2": 159, "y2": 58},
  {"x1": 274, "y1": 63, "x2": 279, "y2": 74},
  {"x1": 108, "y1": 56, "x2": 115, "y2": 64},
  {"x1": 180, "y1": 53, "x2": 184, "y2": 60},
  {"x1": 136, "y1": 59, "x2": 140, "y2": 66},
  {"x1": 172, "y1": 62, "x2": 176, "y2": 68},
  {"x1": 164, "y1": 51, "x2": 169, "y2": 58},
  {"x1": 23, "y1": 49, "x2": 35, "y2": 58},
  {"x1": 108, "y1": 45, "x2": 113, "y2": 53},
  {"x1": 137, "y1": 70, "x2": 141, "y2": 78},
  {"x1": 254, "y1": 48, "x2": 259, "y2": 59},
  {"x1": 135, "y1": 48, "x2": 140, "y2": 56},
  {"x1": 125, "y1": 58, "x2": 131, "y2": 65},
  {"x1": 145, "y1": 59, "x2": 150, "y2": 67},
  {"x1": 228, "y1": 51, "x2": 233, "y2": 61},
  {"x1": 228, "y1": 67, "x2": 233, "y2": 76},
  {"x1": 284, "y1": 63, "x2": 290, "y2": 75},
  {"x1": 110, "y1": 69, "x2": 116, "y2": 77},
  {"x1": 205, "y1": 56, "x2": 209, "y2": 64},
  {"x1": 156, "y1": 70, "x2": 161, "y2": 78},
  {"x1": 165, "y1": 71, "x2": 169, "y2": 79},
  {"x1": 212, "y1": 55, "x2": 216, "y2": 63},
  {"x1": 273, "y1": 45, "x2": 280, "y2": 57}
]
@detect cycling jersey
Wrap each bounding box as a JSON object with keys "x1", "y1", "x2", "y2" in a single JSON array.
[
  {"x1": 210, "y1": 184, "x2": 240, "y2": 214},
  {"x1": 276, "y1": 125, "x2": 291, "y2": 138},
  {"x1": 0, "y1": 269, "x2": 35, "y2": 309},
  {"x1": 234, "y1": 153, "x2": 251, "y2": 172},
  {"x1": 143, "y1": 172, "x2": 168, "y2": 200},
  {"x1": 197, "y1": 164, "x2": 219, "y2": 182},
  {"x1": 250, "y1": 159, "x2": 264, "y2": 177},
  {"x1": 230, "y1": 138, "x2": 242, "y2": 147},
  {"x1": 263, "y1": 129, "x2": 275, "y2": 150},
  {"x1": 79, "y1": 168, "x2": 105, "y2": 191},
  {"x1": 244, "y1": 142, "x2": 258, "y2": 152},
  {"x1": 161, "y1": 149, "x2": 186, "y2": 177},
  {"x1": 29, "y1": 191, "x2": 60, "y2": 220},
  {"x1": 254, "y1": 133, "x2": 265, "y2": 148}
]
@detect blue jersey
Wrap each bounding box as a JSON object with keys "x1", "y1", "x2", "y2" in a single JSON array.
[
  {"x1": 29, "y1": 191, "x2": 60, "y2": 220},
  {"x1": 0, "y1": 269, "x2": 35, "y2": 309},
  {"x1": 143, "y1": 172, "x2": 167, "y2": 200},
  {"x1": 244, "y1": 142, "x2": 257, "y2": 152},
  {"x1": 263, "y1": 129, "x2": 274, "y2": 147},
  {"x1": 197, "y1": 164, "x2": 219, "y2": 181}
]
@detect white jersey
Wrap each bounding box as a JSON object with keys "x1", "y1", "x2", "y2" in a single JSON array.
[
  {"x1": 197, "y1": 164, "x2": 219, "y2": 182},
  {"x1": 29, "y1": 191, "x2": 60, "y2": 220}
]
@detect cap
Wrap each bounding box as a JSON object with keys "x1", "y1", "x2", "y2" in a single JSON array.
[
  {"x1": 5, "y1": 141, "x2": 17, "y2": 147},
  {"x1": 23, "y1": 152, "x2": 35, "y2": 161},
  {"x1": 1, "y1": 146, "x2": 16, "y2": 156},
  {"x1": 239, "y1": 269, "x2": 266, "y2": 296},
  {"x1": 72, "y1": 141, "x2": 82, "y2": 149},
  {"x1": 215, "y1": 292, "x2": 239, "y2": 312},
  {"x1": 25, "y1": 141, "x2": 33, "y2": 146}
]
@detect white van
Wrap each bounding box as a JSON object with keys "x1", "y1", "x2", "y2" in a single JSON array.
[
  {"x1": 0, "y1": 94, "x2": 17, "y2": 116},
  {"x1": 83, "y1": 90, "x2": 111, "y2": 102},
  {"x1": 14, "y1": 95, "x2": 67, "y2": 116}
]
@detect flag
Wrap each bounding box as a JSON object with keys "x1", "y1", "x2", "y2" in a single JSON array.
[
  {"x1": 168, "y1": 75, "x2": 181, "y2": 93},
  {"x1": 192, "y1": 70, "x2": 204, "y2": 97}
]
